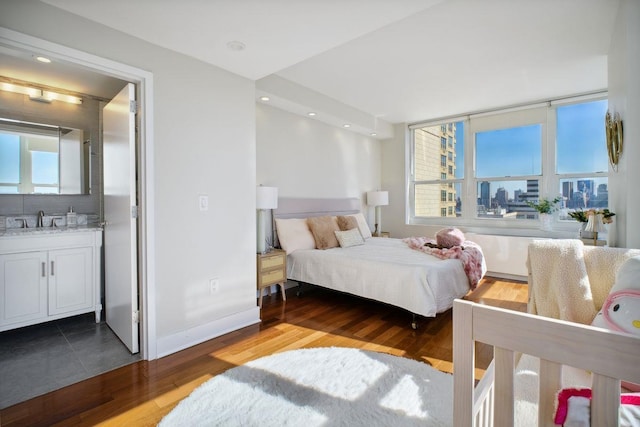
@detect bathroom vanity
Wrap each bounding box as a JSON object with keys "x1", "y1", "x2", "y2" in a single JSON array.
[{"x1": 0, "y1": 227, "x2": 102, "y2": 332}]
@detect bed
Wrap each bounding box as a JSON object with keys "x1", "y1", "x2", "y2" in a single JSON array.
[
  {"x1": 453, "y1": 241, "x2": 640, "y2": 426},
  {"x1": 272, "y1": 197, "x2": 486, "y2": 327}
]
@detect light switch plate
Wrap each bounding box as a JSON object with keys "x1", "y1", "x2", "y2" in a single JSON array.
[{"x1": 199, "y1": 195, "x2": 209, "y2": 211}]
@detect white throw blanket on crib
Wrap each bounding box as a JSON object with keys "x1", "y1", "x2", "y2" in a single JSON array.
[
  {"x1": 528, "y1": 240, "x2": 640, "y2": 324},
  {"x1": 527, "y1": 239, "x2": 597, "y2": 324}
]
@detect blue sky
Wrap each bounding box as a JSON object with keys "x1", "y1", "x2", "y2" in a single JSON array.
[{"x1": 453, "y1": 99, "x2": 608, "y2": 199}]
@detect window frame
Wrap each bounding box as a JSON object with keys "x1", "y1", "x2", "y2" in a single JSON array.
[{"x1": 407, "y1": 93, "x2": 608, "y2": 235}]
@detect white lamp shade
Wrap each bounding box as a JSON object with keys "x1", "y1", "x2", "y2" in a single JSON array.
[
  {"x1": 367, "y1": 191, "x2": 389, "y2": 206},
  {"x1": 256, "y1": 186, "x2": 278, "y2": 210},
  {"x1": 585, "y1": 212, "x2": 604, "y2": 233}
]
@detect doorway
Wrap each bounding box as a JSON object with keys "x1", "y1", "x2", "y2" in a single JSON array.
[{"x1": 0, "y1": 26, "x2": 156, "y2": 405}]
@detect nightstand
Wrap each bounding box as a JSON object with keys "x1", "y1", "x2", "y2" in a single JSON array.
[
  {"x1": 257, "y1": 249, "x2": 287, "y2": 308},
  {"x1": 380, "y1": 231, "x2": 390, "y2": 238}
]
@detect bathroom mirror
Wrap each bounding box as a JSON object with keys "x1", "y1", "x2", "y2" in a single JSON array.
[{"x1": 0, "y1": 118, "x2": 91, "y2": 195}]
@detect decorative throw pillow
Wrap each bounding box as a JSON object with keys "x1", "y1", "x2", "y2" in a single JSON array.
[
  {"x1": 345, "y1": 213, "x2": 372, "y2": 239},
  {"x1": 274, "y1": 218, "x2": 316, "y2": 255},
  {"x1": 335, "y1": 228, "x2": 365, "y2": 248},
  {"x1": 337, "y1": 215, "x2": 359, "y2": 231},
  {"x1": 307, "y1": 216, "x2": 340, "y2": 249},
  {"x1": 435, "y1": 227, "x2": 465, "y2": 248}
]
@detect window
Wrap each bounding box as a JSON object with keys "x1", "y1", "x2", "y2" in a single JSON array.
[
  {"x1": 556, "y1": 100, "x2": 609, "y2": 219},
  {"x1": 409, "y1": 96, "x2": 608, "y2": 230},
  {"x1": 0, "y1": 133, "x2": 20, "y2": 193},
  {"x1": 0, "y1": 122, "x2": 61, "y2": 194},
  {"x1": 411, "y1": 121, "x2": 463, "y2": 218},
  {"x1": 440, "y1": 137, "x2": 446, "y2": 150}
]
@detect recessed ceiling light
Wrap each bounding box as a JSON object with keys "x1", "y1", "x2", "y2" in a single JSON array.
[
  {"x1": 343, "y1": 124, "x2": 351, "y2": 128},
  {"x1": 370, "y1": 132, "x2": 377, "y2": 136},
  {"x1": 259, "y1": 96, "x2": 270, "y2": 101},
  {"x1": 226, "y1": 40, "x2": 246, "y2": 52},
  {"x1": 307, "y1": 112, "x2": 316, "y2": 116},
  {"x1": 35, "y1": 56, "x2": 51, "y2": 63}
]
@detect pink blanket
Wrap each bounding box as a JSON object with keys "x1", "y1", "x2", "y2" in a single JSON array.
[{"x1": 403, "y1": 237, "x2": 485, "y2": 289}]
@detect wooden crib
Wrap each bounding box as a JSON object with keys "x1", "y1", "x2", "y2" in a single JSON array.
[{"x1": 452, "y1": 299, "x2": 640, "y2": 426}]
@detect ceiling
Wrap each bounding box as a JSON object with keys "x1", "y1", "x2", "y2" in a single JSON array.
[{"x1": 1, "y1": 0, "x2": 620, "y2": 135}]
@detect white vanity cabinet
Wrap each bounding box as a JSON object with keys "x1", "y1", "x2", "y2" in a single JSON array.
[{"x1": 0, "y1": 228, "x2": 102, "y2": 332}]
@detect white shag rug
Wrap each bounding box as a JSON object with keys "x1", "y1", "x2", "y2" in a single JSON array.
[{"x1": 159, "y1": 347, "x2": 454, "y2": 426}]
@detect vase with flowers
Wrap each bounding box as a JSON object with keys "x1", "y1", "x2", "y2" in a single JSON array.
[
  {"x1": 568, "y1": 208, "x2": 615, "y2": 239},
  {"x1": 525, "y1": 197, "x2": 561, "y2": 231}
]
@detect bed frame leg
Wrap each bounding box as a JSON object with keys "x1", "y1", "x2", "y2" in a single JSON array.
[
  {"x1": 296, "y1": 282, "x2": 303, "y2": 297},
  {"x1": 411, "y1": 313, "x2": 418, "y2": 330}
]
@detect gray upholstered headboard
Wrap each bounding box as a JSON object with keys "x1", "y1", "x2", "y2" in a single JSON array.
[
  {"x1": 273, "y1": 197, "x2": 361, "y2": 219},
  {"x1": 270, "y1": 197, "x2": 362, "y2": 248}
]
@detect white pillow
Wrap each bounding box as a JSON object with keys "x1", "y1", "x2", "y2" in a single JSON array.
[
  {"x1": 275, "y1": 218, "x2": 315, "y2": 254},
  {"x1": 346, "y1": 213, "x2": 372, "y2": 239},
  {"x1": 334, "y1": 228, "x2": 364, "y2": 248}
]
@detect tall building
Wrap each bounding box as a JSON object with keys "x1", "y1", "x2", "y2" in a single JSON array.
[
  {"x1": 480, "y1": 181, "x2": 491, "y2": 209},
  {"x1": 495, "y1": 187, "x2": 508, "y2": 208},
  {"x1": 413, "y1": 123, "x2": 457, "y2": 217}
]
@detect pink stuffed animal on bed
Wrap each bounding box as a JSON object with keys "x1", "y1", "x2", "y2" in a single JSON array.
[{"x1": 435, "y1": 227, "x2": 465, "y2": 248}]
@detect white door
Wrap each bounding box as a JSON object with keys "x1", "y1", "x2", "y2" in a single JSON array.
[{"x1": 103, "y1": 83, "x2": 139, "y2": 353}]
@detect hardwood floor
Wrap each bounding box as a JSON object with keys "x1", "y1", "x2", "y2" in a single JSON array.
[{"x1": 0, "y1": 276, "x2": 527, "y2": 427}]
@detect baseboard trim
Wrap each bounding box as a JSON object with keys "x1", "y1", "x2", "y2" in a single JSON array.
[
  {"x1": 486, "y1": 271, "x2": 528, "y2": 282},
  {"x1": 156, "y1": 307, "x2": 260, "y2": 358}
]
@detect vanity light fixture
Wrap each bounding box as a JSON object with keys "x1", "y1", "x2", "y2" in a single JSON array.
[{"x1": 0, "y1": 82, "x2": 82, "y2": 105}]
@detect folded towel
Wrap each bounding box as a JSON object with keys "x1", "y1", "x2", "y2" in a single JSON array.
[{"x1": 527, "y1": 239, "x2": 596, "y2": 324}]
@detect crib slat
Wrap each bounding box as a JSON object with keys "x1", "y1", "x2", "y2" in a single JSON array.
[
  {"x1": 592, "y1": 374, "x2": 620, "y2": 426},
  {"x1": 494, "y1": 347, "x2": 514, "y2": 427},
  {"x1": 453, "y1": 300, "x2": 475, "y2": 427},
  {"x1": 539, "y1": 359, "x2": 561, "y2": 427}
]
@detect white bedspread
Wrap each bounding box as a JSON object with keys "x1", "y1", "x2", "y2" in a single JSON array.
[{"x1": 286, "y1": 237, "x2": 485, "y2": 317}]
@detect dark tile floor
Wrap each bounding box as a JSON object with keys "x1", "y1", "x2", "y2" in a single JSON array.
[{"x1": 0, "y1": 313, "x2": 141, "y2": 409}]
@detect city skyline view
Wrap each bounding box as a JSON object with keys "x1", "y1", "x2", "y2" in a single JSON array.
[{"x1": 413, "y1": 98, "x2": 609, "y2": 220}]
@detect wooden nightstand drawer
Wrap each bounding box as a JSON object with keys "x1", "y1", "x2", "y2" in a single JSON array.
[
  {"x1": 261, "y1": 254, "x2": 284, "y2": 270},
  {"x1": 260, "y1": 269, "x2": 284, "y2": 285}
]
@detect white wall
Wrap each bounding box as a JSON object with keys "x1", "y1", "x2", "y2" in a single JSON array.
[
  {"x1": 0, "y1": 2, "x2": 259, "y2": 357},
  {"x1": 257, "y1": 103, "x2": 382, "y2": 220},
  {"x1": 608, "y1": 0, "x2": 640, "y2": 249}
]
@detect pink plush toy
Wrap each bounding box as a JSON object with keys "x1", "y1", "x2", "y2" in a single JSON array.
[
  {"x1": 435, "y1": 227, "x2": 465, "y2": 248},
  {"x1": 591, "y1": 255, "x2": 640, "y2": 392},
  {"x1": 592, "y1": 256, "x2": 640, "y2": 337}
]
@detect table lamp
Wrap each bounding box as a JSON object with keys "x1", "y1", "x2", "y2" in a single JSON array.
[
  {"x1": 366, "y1": 190, "x2": 389, "y2": 237},
  {"x1": 256, "y1": 185, "x2": 278, "y2": 253}
]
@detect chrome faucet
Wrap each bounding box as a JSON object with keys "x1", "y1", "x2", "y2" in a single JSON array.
[
  {"x1": 38, "y1": 210, "x2": 45, "y2": 228},
  {"x1": 15, "y1": 218, "x2": 28, "y2": 228}
]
